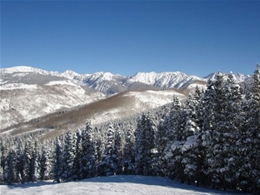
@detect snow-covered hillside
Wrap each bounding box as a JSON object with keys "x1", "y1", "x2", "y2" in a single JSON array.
[
  {"x1": 91, "y1": 89, "x2": 186, "y2": 125},
  {"x1": 0, "y1": 66, "x2": 249, "y2": 132},
  {"x1": 0, "y1": 89, "x2": 186, "y2": 136},
  {"x1": 0, "y1": 79, "x2": 104, "y2": 130},
  {"x1": 0, "y1": 175, "x2": 242, "y2": 195}
]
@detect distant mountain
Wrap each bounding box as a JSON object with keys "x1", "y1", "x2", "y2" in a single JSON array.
[
  {"x1": 0, "y1": 66, "x2": 250, "y2": 132},
  {"x1": 1, "y1": 66, "x2": 208, "y2": 94}
]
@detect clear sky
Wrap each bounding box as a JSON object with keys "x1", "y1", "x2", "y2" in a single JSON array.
[{"x1": 1, "y1": 0, "x2": 260, "y2": 77}]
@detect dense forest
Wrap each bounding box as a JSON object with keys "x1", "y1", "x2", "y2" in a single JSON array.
[{"x1": 0, "y1": 67, "x2": 259, "y2": 193}]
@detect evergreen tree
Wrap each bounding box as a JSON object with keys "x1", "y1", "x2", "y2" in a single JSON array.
[
  {"x1": 238, "y1": 66, "x2": 260, "y2": 192},
  {"x1": 80, "y1": 121, "x2": 96, "y2": 179},
  {"x1": 134, "y1": 113, "x2": 157, "y2": 176},
  {"x1": 61, "y1": 131, "x2": 75, "y2": 182},
  {"x1": 114, "y1": 124, "x2": 124, "y2": 174},
  {"x1": 97, "y1": 123, "x2": 117, "y2": 176},
  {"x1": 15, "y1": 141, "x2": 25, "y2": 183},
  {"x1": 122, "y1": 125, "x2": 135, "y2": 175},
  {"x1": 71, "y1": 130, "x2": 82, "y2": 181},
  {"x1": 5, "y1": 149, "x2": 16, "y2": 185},
  {"x1": 0, "y1": 137, "x2": 7, "y2": 184},
  {"x1": 39, "y1": 144, "x2": 50, "y2": 180},
  {"x1": 181, "y1": 94, "x2": 200, "y2": 184},
  {"x1": 24, "y1": 137, "x2": 38, "y2": 182},
  {"x1": 52, "y1": 136, "x2": 63, "y2": 183}
]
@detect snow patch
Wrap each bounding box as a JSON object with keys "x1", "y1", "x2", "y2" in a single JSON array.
[
  {"x1": 0, "y1": 175, "x2": 241, "y2": 195},
  {"x1": 0, "y1": 83, "x2": 38, "y2": 90}
]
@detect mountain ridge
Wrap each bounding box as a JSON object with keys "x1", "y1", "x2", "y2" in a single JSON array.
[{"x1": 0, "y1": 66, "x2": 250, "y2": 133}]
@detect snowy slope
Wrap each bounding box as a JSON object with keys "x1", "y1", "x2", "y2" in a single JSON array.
[
  {"x1": 0, "y1": 175, "x2": 243, "y2": 195},
  {"x1": 91, "y1": 89, "x2": 186, "y2": 125},
  {"x1": 0, "y1": 80, "x2": 105, "y2": 130},
  {"x1": 0, "y1": 89, "x2": 186, "y2": 136},
  {"x1": 0, "y1": 66, "x2": 249, "y2": 132}
]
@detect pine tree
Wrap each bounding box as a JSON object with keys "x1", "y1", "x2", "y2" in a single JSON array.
[
  {"x1": 164, "y1": 97, "x2": 187, "y2": 181},
  {"x1": 181, "y1": 94, "x2": 200, "y2": 184},
  {"x1": 122, "y1": 125, "x2": 135, "y2": 175},
  {"x1": 165, "y1": 96, "x2": 181, "y2": 142},
  {"x1": 5, "y1": 149, "x2": 17, "y2": 185},
  {"x1": 15, "y1": 141, "x2": 25, "y2": 183},
  {"x1": 61, "y1": 131, "x2": 75, "y2": 182},
  {"x1": 0, "y1": 136, "x2": 7, "y2": 184},
  {"x1": 114, "y1": 124, "x2": 124, "y2": 174},
  {"x1": 238, "y1": 66, "x2": 260, "y2": 192},
  {"x1": 221, "y1": 72, "x2": 243, "y2": 189},
  {"x1": 39, "y1": 144, "x2": 50, "y2": 181},
  {"x1": 24, "y1": 137, "x2": 38, "y2": 182},
  {"x1": 97, "y1": 123, "x2": 117, "y2": 176},
  {"x1": 71, "y1": 130, "x2": 82, "y2": 181},
  {"x1": 134, "y1": 113, "x2": 157, "y2": 176},
  {"x1": 80, "y1": 121, "x2": 96, "y2": 179},
  {"x1": 52, "y1": 136, "x2": 63, "y2": 183}
]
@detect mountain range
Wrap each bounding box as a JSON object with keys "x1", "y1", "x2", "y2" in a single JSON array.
[{"x1": 0, "y1": 66, "x2": 251, "y2": 135}]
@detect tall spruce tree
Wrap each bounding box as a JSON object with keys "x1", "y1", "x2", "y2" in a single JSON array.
[
  {"x1": 80, "y1": 121, "x2": 96, "y2": 179},
  {"x1": 181, "y1": 94, "x2": 200, "y2": 184},
  {"x1": 15, "y1": 141, "x2": 25, "y2": 183},
  {"x1": 114, "y1": 125, "x2": 124, "y2": 174},
  {"x1": 61, "y1": 131, "x2": 75, "y2": 182},
  {"x1": 122, "y1": 124, "x2": 135, "y2": 175},
  {"x1": 134, "y1": 113, "x2": 157, "y2": 176},
  {"x1": 39, "y1": 144, "x2": 51, "y2": 181},
  {"x1": 239, "y1": 66, "x2": 260, "y2": 192},
  {"x1": 5, "y1": 149, "x2": 16, "y2": 185},
  {"x1": 24, "y1": 137, "x2": 38, "y2": 182},
  {"x1": 52, "y1": 136, "x2": 63, "y2": 183},
  {"x1": 97, "y1": 123, "x2": 117, "y2": 176},
  {"x1": 71, "y1": 130, "x2": 82, "y2": 181}
]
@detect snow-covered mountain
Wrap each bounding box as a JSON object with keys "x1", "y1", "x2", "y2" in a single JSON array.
[
  {"x1": 1, "y1": 66, "x2": 207, "y2": 95},
  {"x1": 0, "y1": 66, "x2": 249, "y2": 132},
  {"x1": 1, "y1": 89, "x2": 186, "y2": 136}
]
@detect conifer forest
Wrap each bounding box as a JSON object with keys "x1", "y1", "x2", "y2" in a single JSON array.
[{"x1": 0, "y1": 68, "x2": 259, "y2": 194}]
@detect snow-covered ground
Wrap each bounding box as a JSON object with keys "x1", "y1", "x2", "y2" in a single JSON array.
[{"x1": 0, "y1": 175, "x2": 242, "y2": 195}]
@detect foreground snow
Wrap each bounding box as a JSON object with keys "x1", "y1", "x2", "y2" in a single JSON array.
[{"x1": 0, "y1": 175, "x2": 243, "y2": 195}]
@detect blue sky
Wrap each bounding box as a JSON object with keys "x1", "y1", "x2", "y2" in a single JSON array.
[{"x1": 1, "y1": 0, "x2": 260, "y2": 77}]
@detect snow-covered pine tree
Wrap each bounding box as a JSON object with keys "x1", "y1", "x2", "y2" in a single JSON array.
[
  {"x1": 165, "y1": 96, "x2": 181, "y2": 142},
  {"x1": 221, "y1": 72, "x2": 243, "y2": 189},
  {"x1": 0, "y1": 136, "x2": 7, "y2": 184},
  {"x1": 71, "y1": 130, "x2": 82, "y2": 181},
  {"x1": 15, "y1": 141, "x2": 25, "y2": 183},
  {"x1": 204, "y1": 72, "x2": 228, "y2": 189},
  {"x1": 61, "y1": 131, "x2": 75, "y2": 182},
  {"x1": 164, "y1": 96, "x2": 189, "y2": 182},
  {"x1": 97, "y1": 123, "x2": 117, "y2": 176},
  {"x1": 195, "y1": 73, "x2": 218, "y2": 187},
  {"x1": 181, "y1": 94, "x2": 201, "y2": 185},
  {"x1": 39, "y1": 144, "x2": 51, "y2": 181},
  {"x1": 52, "y1": 136, "x2": 63, "y2": 183},
  {"x1": 122, "y1": 124, "x2": 135, "y2": 175},
  {"x1": 24, "y1": 137, "x2": 38, "y2": 182},
  {"x1": 238, "y1": 66, "x2": 260, "y2": 193},
  {"x1": 80, "y1": 121, "x2": 96, "y2": 179},
  {"x1": 134, "y1": 113, "x2": 157, "y2": 176},
  {"x1": 200, "y1": 72, "x2": 241, "y2": 190},
  {"x1": 114, "y1": 124, "x2": 124, "y2": 174},
  {"x1": 5, "y1": 149, "x2": 16, "y2": 185}
]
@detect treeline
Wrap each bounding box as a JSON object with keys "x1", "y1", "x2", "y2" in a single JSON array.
[{"x1": 0, "y1": 67, "x2": 259, "y2": 193}]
